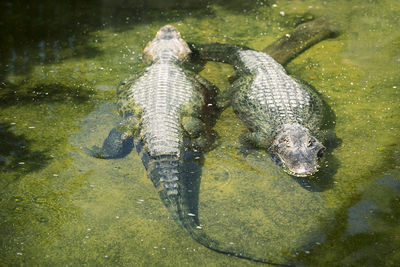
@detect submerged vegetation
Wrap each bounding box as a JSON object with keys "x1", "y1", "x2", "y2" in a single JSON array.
[{"x1": 0, "y1": 0, "x2": 399, "y2": 265}]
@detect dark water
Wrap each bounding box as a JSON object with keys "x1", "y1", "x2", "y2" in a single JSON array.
[{"x1": 1, "y1": 0, "x2": 399, "y2": 266}]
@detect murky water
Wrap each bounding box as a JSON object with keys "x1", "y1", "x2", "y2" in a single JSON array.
[{"x1": 1, "y1": 0, "x2": 399, "y2": 266}]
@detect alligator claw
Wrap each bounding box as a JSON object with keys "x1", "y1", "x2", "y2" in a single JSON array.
[{"x1": 84, "y1": 146, "x2": 106, "y2": 159}]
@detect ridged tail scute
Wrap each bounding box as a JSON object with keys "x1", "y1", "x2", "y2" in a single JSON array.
[
  {"x1": 147, "y1": 155, "x2": 195, "y2": 228},
  {"x1": 147, "y1": 155, "x2": 287, "y2": 266},
  {"x1": 148, "y1": 155, "x2": 180, "y2": 195}
]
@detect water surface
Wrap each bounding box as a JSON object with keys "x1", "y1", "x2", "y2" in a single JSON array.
[{"x1": 1, "y1": 0, "x2": 399, "y2": 265}]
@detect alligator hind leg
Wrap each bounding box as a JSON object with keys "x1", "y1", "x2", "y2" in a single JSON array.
[
  {"x1": 88, "y1": 128, "x2": 133, "y2": 159},
  {"x1": 182, "y1": 116, "x2": 206, "y2": 149},
  {"x1": 182, "y1": 116, "x2": 203, "y2": 138},
  {"x1": 87, "y1": 116, "x2": 139, "y2": 159},
  {"x1": 181, "y1": 115, "x2": 217, "y2": 152}
]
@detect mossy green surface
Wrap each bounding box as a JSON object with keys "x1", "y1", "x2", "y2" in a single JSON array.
[{"x1": 1, "y1": 0, "x2": 399, "y2": 265}]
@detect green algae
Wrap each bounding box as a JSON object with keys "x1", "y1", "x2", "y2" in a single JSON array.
[{"x1": 1, "y1": 0, "x2": 399, "y2": 265}]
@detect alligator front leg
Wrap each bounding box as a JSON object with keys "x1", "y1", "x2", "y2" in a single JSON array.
[
  {"x1": 239, "y1": 132, "x2": 273, "y2": 150},
  {"x1": 215, "y1": 86, "x2": 237, "y2": 110},
  {"x1": 87, "y1": 115, "x2": 140, "y2": 159},
  {"x1": 193, "y1": 69, "x2": 235, "y2": 111},
  {"x1": 193, "y1": 74, "x2": 219, "y2": 100},
  {"x1": 217, "y1": 75, "x2": 255, "y2": 110},
  {"x1": 319, "y1": 128, "x2": 340, "y2": 150}
]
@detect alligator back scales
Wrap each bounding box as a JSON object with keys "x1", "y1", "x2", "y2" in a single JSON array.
[
  {"x1": 129, "y1": 62, "x2": 193, "y2": 157},
  {"x1": 125, "y1": 57, "x2": 199, "y2": 196},
  {"x1": 193, "y1": 43, "x2": 323, "y2": 135},
  {"x1": 233, "y1": 49, "x2": 322, "y2": 133}
]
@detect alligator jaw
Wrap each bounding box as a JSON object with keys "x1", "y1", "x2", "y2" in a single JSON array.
[{"x1": 272, "y1": 152, "x2": 321, "y2": 177}]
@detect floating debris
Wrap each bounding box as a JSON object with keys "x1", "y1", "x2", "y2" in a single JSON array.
[
  {"x1": 38, "y1": 217, "x2": 48, "y2": 223},
  {"x1": 14, "y1": 196, "x2": 23, "y2": 202}
]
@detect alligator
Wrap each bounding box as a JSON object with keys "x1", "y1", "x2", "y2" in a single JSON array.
[
  {"x1": 191, "y1": 43, "x2": 331, "y2": 177},
  {"x1": 88, "y1": 25, "x2": 281, "y2": 264}
]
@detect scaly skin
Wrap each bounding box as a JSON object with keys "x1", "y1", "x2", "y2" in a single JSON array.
[
  {"x1": 89, "y1": 25, "x2": 282, "y2": 265},
  {"x1": 192, "y1": 43, "x2": 327, "y2": 177}
]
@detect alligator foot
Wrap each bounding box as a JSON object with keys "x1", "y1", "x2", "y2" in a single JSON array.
[{"x1": 86, "y1": 127, "x2": 134, "y2": 159}]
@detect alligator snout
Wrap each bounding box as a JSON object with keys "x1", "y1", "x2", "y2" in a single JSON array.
[
  {"x1": 277, "y1": 145, "x2": 324, "y2": 177},
  {"x1": 157, "y1": 25, "x2": 179, "y2": 39},
  {"x1": 143, "y1": 25, "x2": 191, "y2": 63},
  {"x1": 270, "y1": 123, "x2": 325, "y2": 177}
]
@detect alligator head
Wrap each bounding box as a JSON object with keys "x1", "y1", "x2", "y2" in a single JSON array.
[
  {"x1": 269, "y1": 123, "x2": 325, "y2": 177},
  {"x1": 143, "y1": 25, "x2": 191, "y2": 63}
]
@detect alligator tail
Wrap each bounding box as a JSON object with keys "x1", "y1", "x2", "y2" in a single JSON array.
[
  {"x1": 147, "y1": 155, "x2": 287, "y2": 266},
  {"x1": 190, "y1": 43, "x2": 243, "y2": 65}
]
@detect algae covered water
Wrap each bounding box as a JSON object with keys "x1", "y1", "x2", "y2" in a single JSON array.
[{"x1": 1, "y1": 0, "x2": 399, "y2": 265}]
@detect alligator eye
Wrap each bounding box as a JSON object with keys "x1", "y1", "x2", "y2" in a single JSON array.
[
  {"x1": 308, "y1": 138, "x2": 315, "y2": 147},
  {"x1": 283, "y1": 137, "x2": 291, "y2": 147}
]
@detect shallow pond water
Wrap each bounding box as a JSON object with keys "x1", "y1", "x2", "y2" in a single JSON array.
[{"x1": 1, "y1": 0, "x2": 399, "y2": 266}]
